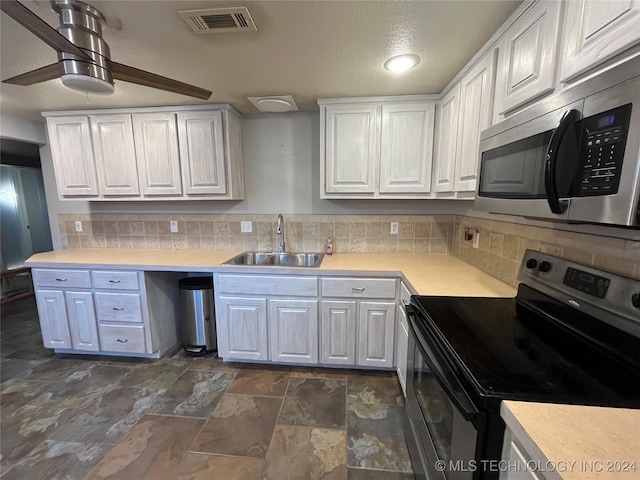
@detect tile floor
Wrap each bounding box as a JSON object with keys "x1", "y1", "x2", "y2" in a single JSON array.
[{"x1": 1, "y1": 297, "x2": 415, "y2": 479}]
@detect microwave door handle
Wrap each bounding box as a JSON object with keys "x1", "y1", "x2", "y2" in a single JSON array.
[{"x1": 544, "y1": 109, "x2": 580, "y2": 214}]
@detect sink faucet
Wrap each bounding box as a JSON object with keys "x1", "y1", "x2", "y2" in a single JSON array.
[{"x1": 276, "y1": 214, "x2": 286, "y2": 253}]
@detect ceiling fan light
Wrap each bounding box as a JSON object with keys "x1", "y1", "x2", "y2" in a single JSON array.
[
  {"x1": 60, "y1": 73, "x2": 114, "y2": 95},
  {"x1": 384, "y1": 54, "x2": 420, "y2": 72}
]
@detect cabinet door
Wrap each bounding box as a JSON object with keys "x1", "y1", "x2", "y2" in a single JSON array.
[
  {"x1": 455, "y1": 50, "x2": 497, "y2": 192},
  {"x1": 217, "y1": 296, "x2": 268, "y2": 361},
  {"x1": 90, "y1": 115, "x2": 140, "y2": 196},
  {"x1": 494, "y1": 1, "x2": 562, "y2": 115},
  {"x1": 433, "y1": 85, "x2": 461, "y2": 193},
  {"x1": 35, "y1": 290, "x2": 71, "y2": 349},
  {"x1": 46, "y1": 116, "x2": 98, "y2": 197},
  {"x1": 379, "y1": 102, "x2": 435, "y2": 194},
  {"x1": 324, "y1": 104, "x2": 378, "y2": 194},
  {"x1": 269, "y1": 299, "x2": 318, "y2": 364},
  {"x1": 132, "y1": 113, "x2": 182, "y2": 196},
  {"x1": 177, "y1": 111, "x2": 227, "y2": 195},
  {"x1": 65, "y1": 291, "x2": 100, "y2": 351},
  {"x1": 396, "y1": 304, "x2": 409, "y2": 396},
  {"x1": 560, "y1": 0, "x2": 640, "y2": 82},
  {"x1": 357, "y1": 301, "x2": 395, "y2": 368},
  {"x1": 320, "y1": 300, "x2": 356, "y2": 365}
]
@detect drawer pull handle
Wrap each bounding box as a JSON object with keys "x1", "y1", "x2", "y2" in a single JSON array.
[
  {"x1": 108, "y1": 279, "x2": 121, "y2": 283},
  {"x1": 352, "y1": 287, "x2": 365, "y2": 293},
  {"x1": 55, "y1": 278, "x2": 68, "y2": 282},
  {"x1": 116, "y1": 338, "x2": 128, "y2": 343},
  {"x1": 112, "y1": 307, "x2": 125, "y2": 311}
]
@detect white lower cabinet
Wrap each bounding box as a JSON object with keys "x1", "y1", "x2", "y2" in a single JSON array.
[
  {"x1": 35, "y1": 289, "x2": 73, "y2": 349},
  {"x1": 396, "y1": 282, "x2": 411, "y2": 395},
  {"x1": 33, "y1": 268, "x2": 181, "y2": 357},
  {"x1": 269, "y1": 299, "x2": 318, "y2": 364},
  {"x1": 217, "y1": 296, "x2": 268, "y2": 361},
  {"x1": 65, "y1": 291, "x2": 100, "y2": 351},
  {"x1": 358, "y1": 301, "x2": 396, "y2": 368},
  {"x1": 500, "y1": 427, "x2": 547, "y2": 480},
  {"x1": 215, "y1": 274, "x2": 319, "y2": 364},
  {"x1": 320, "y1": 300, "x2": 357, "y2": 365},
  {"x1": 321, "y1": 276, "x2": 397, "y2": 368}
]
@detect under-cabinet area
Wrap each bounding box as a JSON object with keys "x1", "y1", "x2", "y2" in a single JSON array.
[{"x1": 32, "y1": 267, "x2": 185, "y2": 357}]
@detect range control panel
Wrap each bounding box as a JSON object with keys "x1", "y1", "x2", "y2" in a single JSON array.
[
  {"x1": 563, "y1": 267, "x2": 610, "y2": 298},
  {"x1": 575, "y1": 103, "x2": 632, "y2": 197}
]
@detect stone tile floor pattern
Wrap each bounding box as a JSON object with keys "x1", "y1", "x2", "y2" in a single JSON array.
[{"x1": 1, "y1": 297, "x2": 414, "y2": 479}]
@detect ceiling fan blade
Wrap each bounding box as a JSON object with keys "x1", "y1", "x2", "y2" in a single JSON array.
[
  {"x1": 111, "y1": 62, "x2": 212, "y2": 100},
  {"x1": 2, "y1": 62, "x2": 63, "y2": 85},
  {"x1": 0, "y1": 0, "x2": 92, "y2": 61}
]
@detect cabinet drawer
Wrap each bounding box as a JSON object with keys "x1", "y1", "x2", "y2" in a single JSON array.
[
  {"x1": 322, "y1": 277, "x2": 396, "y2": 299},
  {"x1": 92, "y1": 271, "x2": 140, "y2": 290},
  {"x1": 33, "y1": 269, "x2": 91, "y2": 288},
  {"x1": 217, "y1": 275, "x2": 318, "y2": 297},
  {"x1": 99, "y1": 324, "x2": 148, "y2": 353},
  {"x1": 95, "y1": 292, "x2": 143, "y2": 323}
]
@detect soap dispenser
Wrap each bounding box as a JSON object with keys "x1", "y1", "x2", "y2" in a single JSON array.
[{"x1": 325, "y1": 237, "x2": 333, "y2": 255}]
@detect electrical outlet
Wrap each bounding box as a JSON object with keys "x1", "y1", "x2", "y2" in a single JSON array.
[
  {"x1": 473, "y1": 231, "x2": 480, "y2": 249},
  {"x1": 74, "y1": 221, "x2": 83, "y2": 232},
  {"x1": 390, "y1": 222, "x2": 399, "y2": 234},
  {"x1": 170, "y1": 220, "x2": 178, "y2": 233},
  {"x1": 240, "y1": 221, "x2": 252, "y2": 233}
]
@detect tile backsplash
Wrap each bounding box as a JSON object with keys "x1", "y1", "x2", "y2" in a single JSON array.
[
  {"x1": 57, "y1": 213, "x2": 639, "y2": 287},
  {"x1": 451, "y1": 216, "x2": 640, "y2": 285},
  {"x1": 58, "y1": 214, "x2": 454, "y2": 255}
]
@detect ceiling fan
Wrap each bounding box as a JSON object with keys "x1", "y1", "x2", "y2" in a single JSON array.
[{"x1": 1, "y1": 0, "x2": 212, "y2": 100}]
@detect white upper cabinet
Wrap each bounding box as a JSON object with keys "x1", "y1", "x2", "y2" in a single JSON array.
[
  {"x1": 90, "y1": 115, "x2": 139, "y2": 196},
  {"x1": 379, "y1": 102, "x2": 435, "y2": 194},
  {"x1": 320, "y1": 97, "x2": 437, "y2": 198},
  {"x1": 560, "y1": 0, "x2": 640, "y2": 82},
  {"x1": 324, "y1": 103, "x2": 379, "y2": 194},
  {"x1": 132, "y1": 112, "x2": 183, "y2": 196},
  {"x1": 433, "y1": 85, "x2": 461, "y2": 193},
  {"x1": 46, "y1": 116, "x2": 99, "y2": 197},
  {"x1": 177, "y1": 111, "x2": 226, "y2": 195},
  {"x1": 43, "y1": 105, "x2": 245, "y2": 201},
  {"x1": 455, "y1": 50, "x2": 497, "y2": 192},
  {"x1": 494, "y1": 1, "x2": 562, "y2": 115}
]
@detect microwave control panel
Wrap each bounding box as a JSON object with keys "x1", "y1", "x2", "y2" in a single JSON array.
[{"x1": 575, "y1": 103, "x2": 632, "y2": 196}]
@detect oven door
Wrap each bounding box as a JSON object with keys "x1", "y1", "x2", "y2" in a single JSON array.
[{"x1": 405, "y1": 307, "x2": 485, "y2": 480}]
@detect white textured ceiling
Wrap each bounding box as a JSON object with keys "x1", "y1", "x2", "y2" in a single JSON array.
[{"x1": 0, "y1": 0, "x2": 521, "y2": 120}]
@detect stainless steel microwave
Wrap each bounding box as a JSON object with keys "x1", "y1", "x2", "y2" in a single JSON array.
[{"x1": 475, "y1": 56, "x2": 640, "y2": 228}]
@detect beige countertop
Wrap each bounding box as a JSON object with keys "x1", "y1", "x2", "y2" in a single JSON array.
[
  {"x1": 502, "y1": 401, "x2": 640, "y2": 480},
  {"x1": 25, "y1": 249, "x2": 517, "y2": 297}
]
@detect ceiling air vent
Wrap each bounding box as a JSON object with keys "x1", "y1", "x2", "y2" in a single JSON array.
[{"x1": 179, "y1": 7, "x2": 257, "y2": 34}]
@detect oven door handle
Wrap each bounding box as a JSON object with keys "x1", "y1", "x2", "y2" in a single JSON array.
[
  {"x1": 407, "y1": 310, "x2": 479, "y2": 421},
  {"x1": 544, "y1": 108, "x2": 579, "y2": 214}
]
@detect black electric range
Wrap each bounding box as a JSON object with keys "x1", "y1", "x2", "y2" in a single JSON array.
[{"x1": 404, "y1": 250, "x2": 640, "y2": 480}]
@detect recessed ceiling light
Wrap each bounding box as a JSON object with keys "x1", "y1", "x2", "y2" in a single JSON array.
[{"x1": 384, "y1": 54, "x2": 420, "y2": 72}]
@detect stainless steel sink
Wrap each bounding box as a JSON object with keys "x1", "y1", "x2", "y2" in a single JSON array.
[
  {"x1": 223, "y1": 251, "x2": 324, "y2": 268},
  {"x1": 223, "y1": 252, "x2": 275, "y2": 265}
]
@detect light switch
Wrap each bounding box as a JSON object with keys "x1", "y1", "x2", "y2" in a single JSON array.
[
  {"x1": 390, "y1": 222, "x2": 399, "y2": 234},
  {"x1": 75, "y1": 221, "x2": 83, "y2": 232},
  {"x1": 170, "y1": 220, "x2": 178, "y2": 233},
  {"x1": 241, "y1": 221, "x2": 252, "y2": 233}
]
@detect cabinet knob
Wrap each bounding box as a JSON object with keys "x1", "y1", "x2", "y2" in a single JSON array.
[
  {"x1": 108, "y1": 279, "x2": 121, "y2": 283},
  {"x1": 116, "y1": 338, "x2": 128, "y2": 343},
  {"x1": 112, "y1": 307, "x2": 125, "y2": 311}
]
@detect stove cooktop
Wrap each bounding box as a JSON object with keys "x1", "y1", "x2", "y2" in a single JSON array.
[{"x1": 411, "y1": 284, "x2": 640, "y2": 410}]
